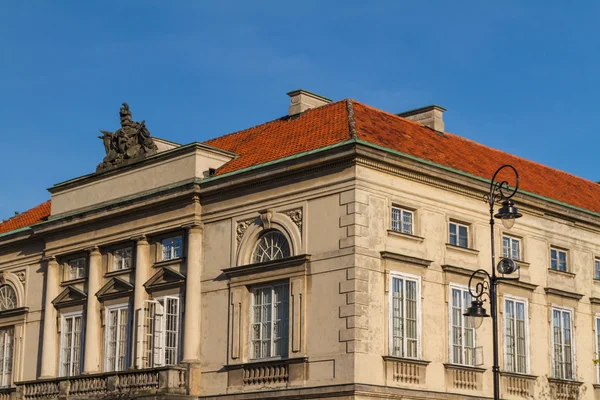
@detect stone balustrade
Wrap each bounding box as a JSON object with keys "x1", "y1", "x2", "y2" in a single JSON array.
[{"x1": 16, "y1": 366, "x2": 187, "y2": 400}]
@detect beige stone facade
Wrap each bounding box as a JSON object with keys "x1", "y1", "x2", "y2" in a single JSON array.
[{"x1": 1, "y1": 96, "x2": 600, "y2": 400}]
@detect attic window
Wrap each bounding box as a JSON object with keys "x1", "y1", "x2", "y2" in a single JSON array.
[{"x1": 208, "y1": 168, "x2": 216, "y2": 177}]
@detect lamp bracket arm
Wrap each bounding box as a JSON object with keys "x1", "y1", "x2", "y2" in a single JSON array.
[
  {"x1": 467, "y1": 269, "x2": 492, "y2": 301},
  {"x1": 484, "y1": 164, "x2": 520, "y2": 206}
]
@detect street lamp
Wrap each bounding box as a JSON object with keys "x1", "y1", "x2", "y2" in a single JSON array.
[{"x1": 463, "y1": 164, "x2": 522, "y2": 400}]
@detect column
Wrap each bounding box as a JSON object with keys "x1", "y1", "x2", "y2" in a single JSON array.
[
  {"x1": 40, "y1": 256, "x2": 60, "y2": 378},
  {"x1": 182, "y1": 224, "x2": 202, "y2": 362},
  {"x1": 83, "y1": 247, "x2": 102, "y2": 373},
  {"x1": 133, "y1": 235, "x2": 149, "y2": 368}
]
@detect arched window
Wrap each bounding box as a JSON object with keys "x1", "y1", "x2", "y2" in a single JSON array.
[
  {"x1": 251, "y1": 231, "x2": 291, "y2": 263},
  {"x1": 0, "y1": 285, "x2": 17, "y2": 311}
]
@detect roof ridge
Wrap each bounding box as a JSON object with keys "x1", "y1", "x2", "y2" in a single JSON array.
[
  {"x1": 203, "y1": 99, "x2": 347, "y2": 145},
  {"x1": 353, "y1": 100, "x2": 431, "y2": 129},
  {"x1": 345, "y1": 99, "x2": 358, "y2": 139}
]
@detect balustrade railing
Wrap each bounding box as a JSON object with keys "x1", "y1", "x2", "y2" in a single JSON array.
[{"x1": 16, "y1": 366, "x2": 187, "y2": 400}]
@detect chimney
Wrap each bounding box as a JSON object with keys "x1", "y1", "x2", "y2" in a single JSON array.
[
  {"x1": 287, "y1": 89, "x2": 331, "y2": 116},
  {"x1": 397, "y1": 105, "x2": 446, "y2": 133}
]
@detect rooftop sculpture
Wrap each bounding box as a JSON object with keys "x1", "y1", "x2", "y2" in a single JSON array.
[{"x1": 97, "y1": 103, "x2": 158, "y2": 172}]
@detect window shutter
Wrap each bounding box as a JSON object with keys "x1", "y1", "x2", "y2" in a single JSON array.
[
  {"x1": 153, "y1": 301, "x2": 165, "y2": 367},
  {"x1": 164, "y1": 296, "x2": 180, "y2": 365},
  {"x1": 140, "y1": 300, "x2": 157, "y2": 368}
]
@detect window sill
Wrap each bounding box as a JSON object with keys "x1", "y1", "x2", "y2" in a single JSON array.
[
  {"x1": 60, "y1": 277, "x2": 86, "y2": 286},
  {"x1": 547, "y1": 268, "x2": 576, "y2": 278},
  {"x1": 383, "y1": 355, "x2": 430, "y2": 366},
  {"x1": 443, "y1": 363, "x2": 486, "y2": 373},
  {"x1": 104, "y1": 268, "x2": 133, "y2": 278},
  {"x1": 387, "y1": 230, "x2": 424, "y2": 242},
  {"x1": 445, "y1": 243, "x2": 479, "y2": 255},
  {"x1": 222, "y1": 254, "x2": 310, "y2": 281},
  {"x1": 153, "y1": 257, "x2": 185, "y2": 269},
  {"x1": 499, "y1": 371, "x2": 537, "y2": 379}
]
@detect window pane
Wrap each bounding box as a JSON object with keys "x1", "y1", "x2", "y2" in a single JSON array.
[
  {"x1": 392, "y1": 278, "x2": 404, "y2": 357},
  {"x1": 595, "y1": 260, "x2": 600, "y2": 280},
  {"x1": 391, "y1": 208, "x2": 401, "y2": 232},
  {"x1": 458, "y1": 226, "x2": 468, "y2": 248},
  {"x1": 505, "y1": 300, "x2": 515, "y2": 372},
  {"x1": 251, "y1": 284, "x2": 289, "y2": 359},
  {"x1": 502, "y1": 237, "x2": 510, "y2": 258},
  {"x1": 402, "y1": 211, "x2": 413, "y2": 234},
  {"x1": 551, "y1": 249, "x2": 558, "y2": 270},
  {"x1": 449, "y1": 223, "x2": 457, "y2": 245},
  {"x1": 512, "y1": 239, "x2": 520, "y2": 260}
]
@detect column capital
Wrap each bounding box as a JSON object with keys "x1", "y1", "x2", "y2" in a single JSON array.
[
  {"x1": 130, "y1": 234, "x2": 148, "y2": 244},
  {"x1": 42, "y1": 255, "x2": 57, "y2": 264},
  {"x1": 182, "y1": 222, "x2": 203, "y2": 232},
  {"x1": 86, "y1": 246, "x2": 101, "y2": 255}
]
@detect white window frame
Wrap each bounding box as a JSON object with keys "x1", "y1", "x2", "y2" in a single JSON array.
[
  {"x1": 391, "y1": 206, "x2": 414, "y2": 235},
  {"x1": 388, "y1": 271, "x2": 421, "y2": 359},
  {"x1": 448, "y1": 284, "x2": 478, "y2": 366},
  {"x1": 449, "y1": 221, "x2": 469, "y2": 248},
  {"x1": 249, "y1": 282, "x2": 289, "y2": 360},
  {"x1": 161, "y1": 236, "x2": 183, "y2": 261},
  {"x1": 550, "y1": 247, "x2": 568, "y2": 272},
  {"x1": 112, "y1": 247, "x2": 133, "y2": 271},
  {"x1": 104, "y1": 303, "x2": 130, "y2": 372},
  {"x1": 502, "y1": 235, "x2": 521, "y2": 261},
  {"x1": 595, "y1": 259, "x2": 600, "y2": 280},
  {"x1": 550, "y1": 305, "x2": 576, "y2": 380},
  {"x1": 0, "y1": 327, "x2": 13, "y2": 387},
  {"x1": 503, "y1": 295, "x2": 530, "y2": 374},
  {"x1": 59, "y1": 311, "x2": 83, "y2": 377},
  {"x1": 595, "y1": 314, "x2": 600, "y2": 384},
  {"x1": 67, "y1": 257, "x2": 86, "y2": 280},
  {"x1": 139, "y1": 295, "x2": 181, "y2": 368}
]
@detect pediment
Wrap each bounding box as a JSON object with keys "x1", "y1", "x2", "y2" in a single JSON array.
[
  {"x1": 52, "y1": 285, "x2": 87, "y2": 308},
  {"x1": 96, "y1": 277, "x2": 134, "y2": 301},
  {"x1": 144, "y1": 267, "x2": 185, "y2": 291}
]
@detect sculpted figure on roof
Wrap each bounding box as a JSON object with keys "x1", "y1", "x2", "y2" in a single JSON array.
[{"x1": 97, "y1": 102, "x2": 158, "y2": 172}]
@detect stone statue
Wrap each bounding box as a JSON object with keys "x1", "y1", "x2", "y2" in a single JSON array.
[{"x1": 96, "y1": 103, "x2": 158, "y2": 172}]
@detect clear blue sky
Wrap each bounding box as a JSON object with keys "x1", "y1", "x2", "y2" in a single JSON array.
[{"x1": 1, "y1": 1, "x2": 598, "y2": 219}]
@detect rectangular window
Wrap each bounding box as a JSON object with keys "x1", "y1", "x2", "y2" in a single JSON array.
[
  {"x1": 450, "y1": 286, "x2": 476, "y2": 366},
  {"x1": 504, "y1": 298, "x2": 528, "y2": 374},
  {"x1": 449, "y1": 222, "x2": 469, "y2": 248},
  {"x1": 251, "y1": 283, "x2": 289, "y2": 360},
  {"x1": 106, "y1": 305, "x2": 129, "y2": 372},
  {"x1": 60, "y1": 313, "x2": 83, "y2": 377},
  {"x1": 550, "y1": 248, "x2": 567, "y2": 272},
  {"x1": 140, "y1": 296, "x2": 180, "y2": 368},
  {"x1": 68, "y1": 258, "x2": 86, "y2": 280},
  {"x1": 552, "y1": 308, "x2": 574, "y2": 380},
  {"x1": 389, "y1": 273, "x2": 420, "y2": 358},
  {"x1": 161, "y1": 237, "x2": 183, "y2": 261},
  {"x1": 502, "y1": 236, "x2": 521, "y2": 261},
  {"x1": 391, "y1": 207, "x2": 414, "y2": 235},
  {"x1": 0, "y1": 328, "x2": 13, "y2": 387},
  {"x1": 113, "y1": 247, "x2": 133, "y2": 271},
  {"x1": 596, "y1": 316, "x2": 600, "y2": 384},
  {"x1": 595, "y1": 259, "x2": 600, "y2": 280}
]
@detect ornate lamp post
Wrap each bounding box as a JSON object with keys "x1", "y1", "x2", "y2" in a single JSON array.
[{"x1": 463, "y1": 165, "x2": 523, "y2": 400}]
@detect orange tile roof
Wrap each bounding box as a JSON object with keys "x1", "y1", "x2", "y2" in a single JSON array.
[
  {"x1": 3, "y1": 98, "x2": 600, "y2": 236},
  {"x1": 0, "y1": 200, "x2": 51, "y2": 235}
]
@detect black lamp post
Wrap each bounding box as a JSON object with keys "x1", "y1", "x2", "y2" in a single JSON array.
[{"x1": 463, "y1": 164, "x2": 523, "y2": 400}]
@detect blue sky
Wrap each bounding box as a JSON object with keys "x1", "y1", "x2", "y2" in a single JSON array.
[{"x1": 1, "y1": 1, "x2": 598, "y2": 219}]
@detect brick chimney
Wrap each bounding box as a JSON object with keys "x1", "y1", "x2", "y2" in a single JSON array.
[
  {"x1": 397, "y1": 105, "x2": 446, "y2": 133},
  {"x1": 287, "y1": 89, "x2": 331, "y2": 116}
]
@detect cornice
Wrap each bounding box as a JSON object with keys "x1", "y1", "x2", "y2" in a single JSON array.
[
  {"x1": 380, "y1": 251, "x2": 432, "y2": 267},
  {"x1": 544, "y1": 287, "x2": 584, "y2": 301},
  {"x1": 222, "y1": 254, "x2": 310, "y2": 279}
]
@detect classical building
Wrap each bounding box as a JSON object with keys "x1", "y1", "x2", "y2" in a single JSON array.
[{"x1": 0, "y1": 90, "x2": 599, "y2": 400}]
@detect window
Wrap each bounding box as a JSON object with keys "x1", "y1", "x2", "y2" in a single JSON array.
[
  {"x1": 105, "y1": 305, "x2": 129, "y2": 372},
  {"x1": 552, "y1": 308, "x2": 574, "y2": 380},
  {"x1": 504, "y1": 298, "x2": 528, "y2": 374},
  {"x1": 161, "y1": 237, "x2": 183, "y2": 261},
  {"x1": 389, "y1": 273, "x2": 420, "y2": 358},
  {"x1": 251, "y1": 231, "x2": 291, "y2": 264},
  {"x1": 502, "y1": 236, "x2": 521, "y2": 261},
  {"x1": 60, "y1": 312, "x2": 83, "y2": 377},
  {"x1": 113, "y1": 247, "x2": 133, "y2": 271},
  {"x1": 251, "y1": 283, "x2": 289, "y2": 359},
  {"x1": 596, "y1": 316, "x2": 600, "y2": 384},
  {"x1": 0, "y1": 328, "x2": 13, "y2": 387},
  {"x1": 0, "y1": 285, "x2": 17, "y2": 311},
  {"x1": 140, "y1": 296, "x2": 180, "y2": 368},
  {"x1": 449, "y1": 222, "x2": 469, "y2": 248},
  {"x1": 391, "y1": 207, "x2": 414, "y2": 235},
  {"x1": 449, "y1": 286, "x2": 476, "y2": 366},
  {"x1": 68, "y1": 258, "x2": 86, "y2": 280},
  {"x1": 595, "y1": 259, "x2": 600, "y2": 280},
  {"x1": 550, "y1": 248, "x2": 567, "y2": 272}
]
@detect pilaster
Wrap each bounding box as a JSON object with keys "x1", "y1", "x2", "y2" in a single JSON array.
[
  {"x1": 83, "y1": 246, "x2": 101, "y2": 374},
  {"x1": 182, "y1": 223, "x2": 203, "y2": 363},
  {"x1": 133, "y1": 235, "x2": 149, "y2": 368},
  {"x1": 40, "y1": 256, "x2": 60, "y2": 378}
]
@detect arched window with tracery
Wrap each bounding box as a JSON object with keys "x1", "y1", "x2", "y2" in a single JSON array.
[
  {"x1": 251, "y1": 231, "x2": 291, "y2": 264},
  {"x1": 0, "y1": 285, "x2": 17, "y2": 311}
]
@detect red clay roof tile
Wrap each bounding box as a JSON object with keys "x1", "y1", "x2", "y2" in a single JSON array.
[{"x1": 3, "y1": 98, "x2": 599, "y2": 236}]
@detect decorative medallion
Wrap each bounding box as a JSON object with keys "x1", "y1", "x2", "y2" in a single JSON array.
[
  {"x1": 284, "y1": 209, "x2": 303, "y2": 232},
  {"x1": 15, "y1": 271, "x2": 26, "y2": 284}
]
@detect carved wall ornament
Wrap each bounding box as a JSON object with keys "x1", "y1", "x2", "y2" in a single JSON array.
[
  {"x1": 259, "y1": 210, "x2": 274, "y2": 230},
  {"x1": 236, "y1": 218, "x2": 256, "y2": 245},
  {"x1": 0, "y1": 271, "x2": 6, "y2": 285},
  {"x1": 15, "y1": 271, "x2": 26, "y2": 284},
  {"x1": 96, "y1": 102, "x2": 159, "y2": 172},
  {"x1": 284, "y1": 209, "x2": 303, "y2": 232}
]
